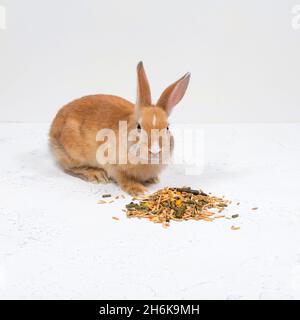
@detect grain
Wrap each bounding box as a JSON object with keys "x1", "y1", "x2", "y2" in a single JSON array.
[
  {"x1": 102, "y1": 194, "x2": 112, "y2": 198},
  {"x1": 125, "y1": 187, "x2": 230, "y2": 226}
]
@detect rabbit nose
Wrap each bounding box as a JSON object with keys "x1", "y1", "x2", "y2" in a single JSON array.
[{"x1": 150, "y1": 142, "x2": 161, "y2": 155}]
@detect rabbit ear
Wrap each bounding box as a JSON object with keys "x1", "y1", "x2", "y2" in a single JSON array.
[
  {"x1": 136, "y1": 61, "x2": 152, "y2": 107},
  {"x1": 157, "y1": 72, "x2": 191, "y2": 115}
]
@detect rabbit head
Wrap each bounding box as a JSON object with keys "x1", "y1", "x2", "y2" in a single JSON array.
[{"x1": 128, "y1": 61, "x2": 191, "y2": 164}]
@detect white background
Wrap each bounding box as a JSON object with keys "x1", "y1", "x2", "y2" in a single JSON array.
[{"x1": 0, "y1": 0, "x2": 300, "y2": 123}]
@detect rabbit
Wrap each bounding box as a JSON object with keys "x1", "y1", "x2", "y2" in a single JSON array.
[{"x1": 49, "y1": 62, "x2": 190, "y2": 195}]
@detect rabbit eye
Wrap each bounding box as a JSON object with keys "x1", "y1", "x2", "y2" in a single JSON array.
[
  {"x1": 167, "y1": 125, "x2": 170, "y2": 131},
  {"x1": 137, "y1": 123, "x2": 141, "y2": 131}
]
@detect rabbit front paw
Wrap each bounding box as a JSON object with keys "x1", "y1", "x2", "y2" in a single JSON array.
[
  {"x1": 145, "y1": 176, "x2": 160, "y2": 184},
  {"x1": 123, "y1": 182, "x2": 147, "y2": 196}
]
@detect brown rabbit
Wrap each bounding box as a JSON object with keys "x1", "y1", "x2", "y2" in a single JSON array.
[{"x1": 49, "y1": 62, "x2": 190, "y2": 195}]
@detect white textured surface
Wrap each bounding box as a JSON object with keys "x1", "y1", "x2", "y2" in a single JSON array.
[{"x1": 0, "y1": 123, "x2": 300, "y2": 299}]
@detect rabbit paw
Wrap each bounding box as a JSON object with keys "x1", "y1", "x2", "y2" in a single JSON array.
[
  {"x1": 122, "y1": 182, "x2": 147, "y2": 196},
  {"x1": 145, "y1": 176, "x2": 160, "y2": 184},
  {"x1": 67, "y1": 167, "x2": 109, "y2": 183}
]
